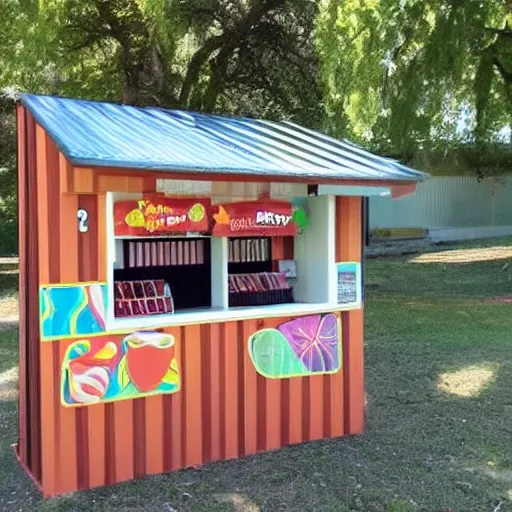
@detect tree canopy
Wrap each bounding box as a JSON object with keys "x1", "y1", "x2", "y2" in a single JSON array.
[
  {"x1": 316, "y1": 0, "x2": 512, "y2": 160},
  {"x1": 0, "y1": 0, "x2": 321, "y2": 122},
  {"x1": 2, "y1": 0, "x2": 511, "y2": 162}
]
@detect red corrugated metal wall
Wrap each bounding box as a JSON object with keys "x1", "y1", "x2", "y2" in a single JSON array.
[
  {"x1": 18, "y1": 120, "x2": 364, "y2": 497},
  {"x1": 17, "y1": 106, "x2": 42, "y2": 484}
]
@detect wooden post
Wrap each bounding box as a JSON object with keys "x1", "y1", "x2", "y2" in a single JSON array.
[
  {"x1": 16, "y1": 105, "x2": 28, "y2": 468},
  {"x1": 336, "y1": 196, "x2": 364, "y2": 435}
]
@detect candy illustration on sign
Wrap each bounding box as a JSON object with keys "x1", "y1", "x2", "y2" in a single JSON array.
[
  {"x1": 115, "y1": 196, "x2": 210, "y2": 236},
  {"x1": 131, "y1": 200, "x2": 193, "y2": 232}
]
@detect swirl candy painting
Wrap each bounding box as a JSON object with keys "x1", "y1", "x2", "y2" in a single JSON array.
[{"x1": 60, "y1": 331, "x2": 180, "y2": 406}]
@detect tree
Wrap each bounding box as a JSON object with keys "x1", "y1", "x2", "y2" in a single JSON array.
[
  {"x1": 0, "y1": 92, "x2": 18, "y2": 255},
  {"x1": 0, "y1": 0, "x2": 321, "y2": 123},
  {"x1": 316, "y1": 0, "x2": 512, "y2": 161}
]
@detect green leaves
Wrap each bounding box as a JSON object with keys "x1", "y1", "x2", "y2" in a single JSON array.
[
  {"x1": 316, "y1": 0, "x2": 512, "y2": 167},
  {"x1": 0, "y1": 0, "x2": 322, "y2": 118},
  {"x1": 475, "y1": 50, "x2": 495, "y2": 140}
]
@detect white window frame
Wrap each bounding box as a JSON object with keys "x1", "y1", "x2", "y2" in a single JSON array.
[{"x1": 105, "y1": 192, "x2": 358, "y2": 331}]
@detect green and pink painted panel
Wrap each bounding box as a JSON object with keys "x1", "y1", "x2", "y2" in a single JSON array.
[
  {"x1": 248, "y1": 313, "x2": 342, "y2": 378},
  {"x1": 40, "y1": 281, "x2": 343, "y2": 404}
]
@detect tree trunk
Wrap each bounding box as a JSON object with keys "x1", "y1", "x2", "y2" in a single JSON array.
[{"x1": 178, "y1": 0, "x2": 286, "y2": 109}]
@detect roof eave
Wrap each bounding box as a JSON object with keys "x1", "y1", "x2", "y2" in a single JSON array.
[{"x1": 77, "y1": 163, "x2": 425, "y2": 190}]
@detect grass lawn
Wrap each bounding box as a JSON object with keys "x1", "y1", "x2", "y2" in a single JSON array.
[{"x1": 1, "y1": 238, "x2": 512, "y2": 511}]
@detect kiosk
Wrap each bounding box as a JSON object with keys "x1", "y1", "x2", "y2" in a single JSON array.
[{"x1": 16, "y1": 94, "x2": 426, "y2": 496}]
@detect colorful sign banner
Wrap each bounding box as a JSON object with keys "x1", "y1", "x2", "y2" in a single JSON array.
[
  {"x1": 212, "y1": 201, "x2": 305, "y2": 237},
  {"x1": 61, "y1": 331, "x2": 180, "y2": 407},
  {"x1": 40, "y1": 282, "x2": 107, "y2": 341},
  {"x1": 114, "y1": 195, "x2": 210, "y2": 236}
]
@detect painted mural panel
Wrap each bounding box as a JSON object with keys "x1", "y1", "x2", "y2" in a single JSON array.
[
  {"x1": 61, "y1": 331, "x2": 180, "y2": 406},
  {"x1": 248, "y1": 313, "x2": 341, "y2": 378},
  {"x1": 40, "y1": 283, "x2": 107, "y2": 341}
]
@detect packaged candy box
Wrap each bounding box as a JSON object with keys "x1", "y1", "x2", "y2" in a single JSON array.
[
  {"x1": 228, "y1": 272, "x2": 294, "y2": 307},
  {"x1": 114, "y1": 279, "x2": 174, "y2": 317}
]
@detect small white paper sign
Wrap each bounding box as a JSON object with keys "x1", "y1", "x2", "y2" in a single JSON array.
[
  {"x1": 336, "y1": 262, "x2": 362, "y2": 306},
  {"x1": 278, "y1": 260, "x2": 297, "y2": 279}
]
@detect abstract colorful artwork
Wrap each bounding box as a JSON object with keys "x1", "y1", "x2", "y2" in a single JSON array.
[
  {"x1": 40, "y1": 283, "x2": 107, "y2": 341},
  {"x1": 61, "y1": 331, "x2": 180, "y2": 406},
  {"x1": 248, "y1": 313, "x2": 341, "y2": 379},
  {"x1": 336, "y1": 262, "x2": 362, "y2": 306}
]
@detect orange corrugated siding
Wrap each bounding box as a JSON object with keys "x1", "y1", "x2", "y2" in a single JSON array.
[
  {"x1": 337, "y1": 196, "x2": 364, "y2": 435},
  {"x1": 18, "y1": 122, "x2": 365, "y2": 497},
  {"x1": 16, "y1": 107, "x2": 43, "y2": 486},
  {"x1": 17, "y1": 105, "x2": 28, "y2": 469}
]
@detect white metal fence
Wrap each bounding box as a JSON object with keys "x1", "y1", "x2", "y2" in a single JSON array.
[{"x1": 369, "y1": 176, "x2": 512, "y2": 241}]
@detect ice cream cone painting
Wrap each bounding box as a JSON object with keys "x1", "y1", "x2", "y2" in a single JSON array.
[
  {"x1": 124, "y1": 332, "x2": 176, "y2": 392},
  {"x1": 61, "y1": 332, "x2": 180, "y2": 406}
]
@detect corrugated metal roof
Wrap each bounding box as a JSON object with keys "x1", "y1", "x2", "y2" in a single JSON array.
[{"x1": 21, "y1": 94, "x2": 427, "y2": 183}]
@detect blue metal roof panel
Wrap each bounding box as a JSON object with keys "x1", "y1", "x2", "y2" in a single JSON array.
[{"x1": 21, "y1": 94, "x2": 428, "y2": 182}]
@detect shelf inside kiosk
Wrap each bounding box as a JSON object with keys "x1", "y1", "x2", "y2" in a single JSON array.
[
  {"x1": 113, "y1": 237, "x2": 211, "y2": 318},
  {"x1": 227, "y1": 237, "x2": 294, "y2": 307}
]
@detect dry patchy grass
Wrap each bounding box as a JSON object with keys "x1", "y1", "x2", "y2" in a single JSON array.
[
  {"x1": 0, "y1": 295, "x2": 18, "y2": 332},
  {"x1": 0, "y1": 260, "x2": 19, "y2": 332},
  {"x1": 411, "y1": 246, "x2": 512, "y2": 264},
  {"x1": 0, "y1": 366, "x2": 18, "y2": 402},
  {"x1": 437, "y1": 364, "x2": 496, "y2": 398}
]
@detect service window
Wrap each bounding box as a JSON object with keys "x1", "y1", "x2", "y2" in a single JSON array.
[
  {"x1": 105, "y1": 192, "x2": 342, "y2": 329},
  {"x1": 227, "y1": 237, "x2": 293, "y2": 307},
  {"x1": 113, "y1": 237, "x2": 211, "y2": 317},
  {"x1": 107, "y1": 192, "x2": 213, "y2": 325}
]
